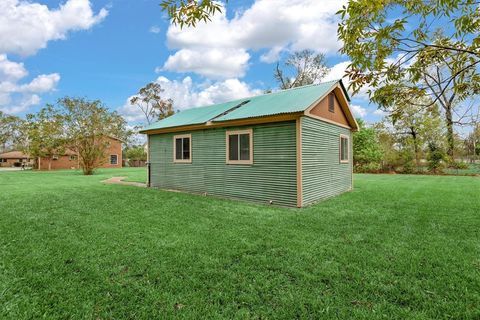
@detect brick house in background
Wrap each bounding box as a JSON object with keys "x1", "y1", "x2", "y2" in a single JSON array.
[
  {"x1": 37, "y1": 136, "x2": 123, "y2": 170},
  {"x1": 0, "y1": 151, "x2": 33, "y2": 167}
]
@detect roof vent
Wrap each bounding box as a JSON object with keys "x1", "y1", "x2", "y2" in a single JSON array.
[{"x1": 209, "y1": 100, "x2": 250, "y2": 122}]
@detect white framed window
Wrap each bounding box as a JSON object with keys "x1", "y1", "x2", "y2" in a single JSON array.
[
  {"x1": 340, "y1": 134, "x2": 349, "y2": 163},
  {"x1": 226, "y1": 129, "x2": 253, "y2": 165},
  {"x1": 110, "y1": 154, "x2": 118, "y2": 165},
  {"x1": 69, "y1": 155, "x2": 77, "y2": 161},
  {"x1": 52, "y1": 155, "x2": 59, "y2": 160},
  {"x1": 173, "y1": 134, "x2": 192, "y2": 163}
]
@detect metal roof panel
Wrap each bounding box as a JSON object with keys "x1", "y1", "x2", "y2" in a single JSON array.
[{"x1": 140, "y1": 80, "x2": 344, "y2": 132}]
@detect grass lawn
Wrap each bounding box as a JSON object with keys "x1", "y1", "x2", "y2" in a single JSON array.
[{"x1": 1, "y1": 169, "x2": 479, "y2": 319}]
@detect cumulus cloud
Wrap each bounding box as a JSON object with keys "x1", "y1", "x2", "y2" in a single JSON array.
[
  {"x1": 163, "y1": 48, "x2": 250, "y2": 79},
  {"x1": 0, "y1": 55, "x2": 60, "y2": 114},
  {"x1": 324, "y1": 60, "x2": 373, "y2": 101},
  {"x1": 2, "y1": 94, "x2": 41, "y2": 114},
  {"x1": 164, "y1": 0, "x2": 347, "y2": 78},
  {"x1": 0, "y1": 0, "x2": 107, "y2": 56},
  {"x1": 119, "y1": 76, "x2": 262, "y2": 123},
  {"x1": 17, "y1": 74, "x2": 61, "y2": 93},
  {"x1": 350, "y1": 104, "x2": 367, "y2": 118}
]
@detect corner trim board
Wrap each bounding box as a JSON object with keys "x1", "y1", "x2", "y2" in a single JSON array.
[{"x1": 296, "y1": 118, "x2": 303, "y2": 208}]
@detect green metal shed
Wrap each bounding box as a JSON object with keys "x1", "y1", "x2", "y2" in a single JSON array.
[{"x1": 140, "y1": 80, "x2": 358, "y2": 207}]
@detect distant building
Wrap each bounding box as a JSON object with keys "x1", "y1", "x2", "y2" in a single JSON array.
[
  {"x1": 37, "y1": 136, "x2": 123, "y2": 170},
  {"x1": 0, "y1": 151, "x2": 33, "y2": 168}
]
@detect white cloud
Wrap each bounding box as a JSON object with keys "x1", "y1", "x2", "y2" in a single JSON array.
[
  {"x1": 164, "y1": 0, "x2": 347, "y2": 78},
  {"x1": 0, "y1": 0, "x2": 108, "y2": 56},
  {"x1": 260, "y1": 46, "x2": 284, "y2": 64},
  {"x1": 149, "y1": 25, "x2": 161, "y2": 34},
  {"x1": 0, "y1": 56, "x2": 60, "y2": 114},
  {"x1": 324, "y1": 61, "x2": 350, "y2": 82},
  {"x1": 162, "y1": 48, "x2": 250, "y2": 79},
  {"x1": 1, "y1": 94, "x2": 41, "y2": 114},
  {"x1": 17, "y1": 74, "x2": 61, "y2": 93},
  {"x1": 0, "y1": 55, "x2": 28, "y2": 81},
  {"x1": 374, "y1": 109, "x2": 387, "y2": 116},
  {"x1": 324, "y1": 60, "x2": 372, "y2": 100},
  {"x1": 119, "y1": 76, "x2": 262, "y2": 123},
  {"x1": 350, "y1": 104, "x2": 367, "y2": 118}
]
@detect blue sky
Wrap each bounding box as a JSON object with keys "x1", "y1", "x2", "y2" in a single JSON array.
[{"x1": 0, "y1": 0, "x2": 378, "y2": 126}]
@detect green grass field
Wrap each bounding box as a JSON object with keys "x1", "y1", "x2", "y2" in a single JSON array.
[{"x1": 1, "y1": 168, "x2": 479, "y2": 319}]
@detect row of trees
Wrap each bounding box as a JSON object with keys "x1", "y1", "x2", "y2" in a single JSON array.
[
  {"x1": 1, "y1": 98, "x2": 128, "y2": 175},
  {"x1": 354, "y1": 116, "x2": 480, "y2": 174}
]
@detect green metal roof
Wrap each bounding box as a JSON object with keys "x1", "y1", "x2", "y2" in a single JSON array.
[{"x1": 141, "y1": 80, "x2": 347, "y2": 132}]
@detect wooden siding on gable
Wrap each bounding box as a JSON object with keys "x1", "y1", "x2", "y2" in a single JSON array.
[
  {"x1": 308, "y1": 92, "x2": 351, "y2": 128},
  {"x1": 149, "y1": 121, "x2": 298, "y2": 207},
  {"x1": 301, "y1": 116, "x2": 352, "y2": 206}
]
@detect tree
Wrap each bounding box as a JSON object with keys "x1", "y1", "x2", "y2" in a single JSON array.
[
  {"x1": 465, "y1": 123, "x2": 480, "y2": 161},
  {"x1": 130, "y1": 82, "x2": 175, "y2": 125},
  {"x1": 24, "y1": 106, "x2": 66, "y2": 170},
  {"x1": 387, "y1": 99, "x2": 443, "y2": 166},
  {"x1": 125, "y1": 146, "x2": 147, "y2": 161},
  {"x1": 338, "y1": 1, "x2": 480, "y2": 158},
  {"x1": 274, "y1": 50, "x2": 329, "y2": 90},
  {"x1": 352, "y1": 119, "x2": 384, "y2": 172},
  {"x1": 0, "y1": 111, "x2": 23, "y2": 152},
  {"x1": 338, "y1": 0, "x2": 480, "y2": 97},
  {"x1": 373, "y1": 55, "x2": 478, "y2": 159},
  {"x1": 58, "y1": 97, "x2": 128, "y2": 175},
  {"x1": 160, "y1": 0, "x2": 224, "y2": 27},
  {"x1": 427, "y1": 142, "x2": 447, "y2": 174}
]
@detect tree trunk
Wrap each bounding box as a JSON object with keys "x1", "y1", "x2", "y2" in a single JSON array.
[
  {"x1": 48, "y1": 158, "x2": 52, "y2": 171},
  {"x1": 410, "y1": 127, "x2": 420, "y2": 167},
  {"x1": 445, "y1": 106, "x2": 455, "y2": 160}
]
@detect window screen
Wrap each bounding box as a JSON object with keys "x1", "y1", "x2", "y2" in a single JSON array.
[
  {"x1": 329, "y1": 93, "x2": 335, "y2": 113},
  {"x1": 228, "y1": 134, "x2": 239, "y2": 161},
  {"x1": 340, "y1": 136, "x2": 349, "y2": 162},
  {"x1": 110, "y1": 154, "x2": 118, "y2": 165},
  {"x1": 239, "y1": 134, "x2": 250, "y2": 160}
]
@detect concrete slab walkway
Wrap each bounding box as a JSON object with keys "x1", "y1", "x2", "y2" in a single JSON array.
[{"x1": 102, "y1": 177, "x2": 147, "y2": 188}]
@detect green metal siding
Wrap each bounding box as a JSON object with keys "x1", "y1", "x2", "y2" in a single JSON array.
[
  {"x1": 149, "y1": 121, "x2": 298, "y2": 207},
  {"x1": 301, "y1": 116, "x2": 352, "y2": 206}
]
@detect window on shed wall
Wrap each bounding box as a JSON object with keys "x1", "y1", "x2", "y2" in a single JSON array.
[
  {"x1": 173, "y1": 134, "x2": 192, "y2": 163},
  {"x1": 110, "y1": 154, "x2": 118, "y2": 165},
  {"x1": 340, "y1": 135, "x2": 349, "y2": 163},
  {"x1": 226, "y1": 129, "x2": 253, "y2": 165},
  {"x1": 328, "y1": 92, "x2": 335, "y2": 113}
]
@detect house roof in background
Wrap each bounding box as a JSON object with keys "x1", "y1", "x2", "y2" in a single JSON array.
[
  {"x1": 140, "y1": 80, "x2": 353, "y2": 133},
  {"x1": 0, "y1": 151, "x2": 30, "y2": 159}
]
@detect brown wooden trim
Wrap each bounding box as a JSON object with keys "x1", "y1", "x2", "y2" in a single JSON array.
[
  {"x1": 296, "y1": 118, "x2": 303, "y2": 208},
  {"x1": 225, "y1": 129, "x2": 253, "y2": 165},
  {"x1": 173, "y1": 134, "x2": 192, "y2": 164},
  {"x1": 140, "y1": 113, "x2": 302, "y2": 135}
]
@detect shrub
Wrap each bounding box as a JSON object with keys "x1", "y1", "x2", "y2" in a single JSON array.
[
  {"x1": 449, "y1": 161, "x2": 469, "y2": 170},
  {"x1": 427, "y1": 142, "x2": 446, "y2": 174},
  {"x1": 354, "y1": 162, "x2": 382, "y2": 173}
]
